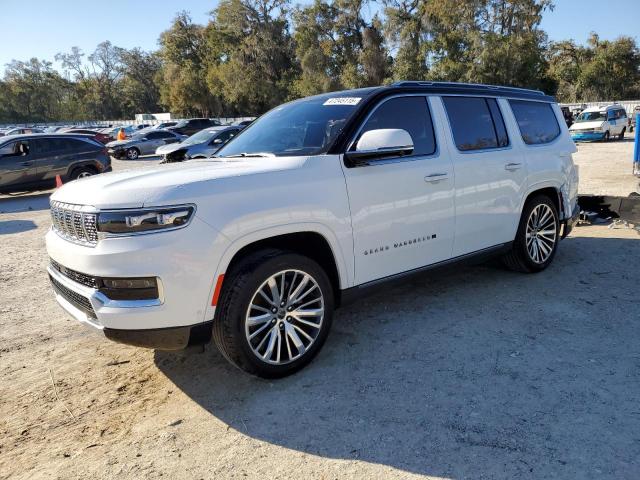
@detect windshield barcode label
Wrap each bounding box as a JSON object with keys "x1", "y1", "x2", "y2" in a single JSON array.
[{"x1": 323, "y1": 97, "x2": 361, "y2": 106}]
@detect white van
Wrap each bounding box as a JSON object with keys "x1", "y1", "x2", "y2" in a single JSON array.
[{"x1": 569, "y1": 104, "x2": 628, "y2": 141}]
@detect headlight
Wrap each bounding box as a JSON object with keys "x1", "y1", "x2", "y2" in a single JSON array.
[{"x1": 97, "y1": 205, "x2": 195, "y2": 235}]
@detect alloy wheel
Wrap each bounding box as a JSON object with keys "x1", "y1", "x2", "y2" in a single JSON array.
[
  {"x1": 525, "y1": 203, "x2": 557, "y2": 264},
  {"x1": 77, "y1": 171, "x2": 93, "y2": 179},
  {"x1": 245, "y1": 269, "x2": 324, "y2": 365}
]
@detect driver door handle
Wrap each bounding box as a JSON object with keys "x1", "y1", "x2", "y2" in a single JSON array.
[
  {"x1": 505, "y1": 162, "x2": 523, "y2": 171},
  {"x1": 424, "y1": 173, "x2": 449, "y2": 183}
]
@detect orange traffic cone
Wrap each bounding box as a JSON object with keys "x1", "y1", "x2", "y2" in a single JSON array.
[{"x1": 55, "y1": 175, "x2": 63, "y2": 188}]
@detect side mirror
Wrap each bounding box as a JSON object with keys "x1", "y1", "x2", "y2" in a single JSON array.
[{"x1": 344, "y1": 129, "x2": 414, "y2": 167}]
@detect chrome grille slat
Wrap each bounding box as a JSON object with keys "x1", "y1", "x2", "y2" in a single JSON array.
[{"x1": 50, "y1": 201, "x2": 98, "y2": 247}]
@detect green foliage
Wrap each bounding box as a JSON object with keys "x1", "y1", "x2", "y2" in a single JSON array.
[{"x1": 2, "y1": 0, "x2": 640, "y2": 124}]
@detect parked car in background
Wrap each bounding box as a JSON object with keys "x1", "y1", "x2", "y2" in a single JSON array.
[
  {"x1": 231, "y1": 119, "x2": 255, "y2": 128},
  {"x1": 629, "y1": 105, "x2": 640, "y2": 133},
  {"x1": 156, "y1": 126, "x2": 241, "y2": 162},
  {"x1": 104, "y1": 125, "x2": 135, "y2": 141},
  {"x1": 46, "y1": 81, "x2": 579, "y2": 377},
  {"x1": 61, "y1": 128, "x2": 111, "y2": 144},
  {"x1": 168, "y1": 118, "x2": 221, "y2": 136},
  {"x1": 106, "y1": 129, "x2": 186, "y2": 159},
  {"x1": 0, "y1": 127, "x2": 45, "y2": 137},
  {"x1": 569, "y1": 105, "x2": 627, "y2": 141},
  {"x1": 0, "y1": 134, "x2": 110, "y2": 193}
]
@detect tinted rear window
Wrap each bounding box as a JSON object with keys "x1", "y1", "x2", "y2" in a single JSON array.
[
  {"x1": 443, "y1": 97, "x2": 509, "y2": 151},
  {"x1": 358, "y1": 96, "x2": 436, "y2": 156},
  {"x1": 509, "y1": 100, "x2": 561, "y2": 145}
]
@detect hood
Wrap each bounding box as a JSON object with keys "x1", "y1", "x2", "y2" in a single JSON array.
[
  {"x1": 106, "y1": 139, "x2": 134, "y2": 147},
  {"x1": 570, "y1": 121, "x2": 605, "y2": 131},
  {"x1": 50, "y1": 156, "x2": 308, "y2": 209},
  {"x1": 156, "y1": 143, "x2": 185, "y2": 155}
]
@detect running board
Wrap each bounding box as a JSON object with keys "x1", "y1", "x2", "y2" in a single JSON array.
[{"x1": 340, "y1": 243, "x2": 512, "y2": 306}]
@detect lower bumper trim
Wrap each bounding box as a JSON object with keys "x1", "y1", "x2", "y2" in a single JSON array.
[{"x1": 103, "y1": 321, "x2": 213, "y2": 350}]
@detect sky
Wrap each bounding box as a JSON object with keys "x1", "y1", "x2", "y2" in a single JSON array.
[{"x1": 0, "y1": 0, "x2": 639, "y2": 74}]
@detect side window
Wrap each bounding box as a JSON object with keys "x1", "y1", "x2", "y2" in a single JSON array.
[
  {"x1": 0, "y1": 140, "x2": 29, "y2": 157},
  {"x1": 618, "y1": 109, "x2": 627, "y2": 119},
  {"x1": 146, "y1": 132, "x2": 163, "y2": 139},
  {"x1": 154, "y1": 131, "x2": 174, "y2": 139},
  {"x1": 212, "y1": 130, "x2": 235, "y2": 145},
  {"x1": 356, "y1": 96, "x2": 436, "y2": 156},
  {"x1": 0, "y1": 141, "x2": 18, "y2": 157},
  {"x1": 443, "y1": 96, "x2": 509, "y2": 151},
  {"x1": 509, "y1": 100, "x2": 561, "y2": 145}
]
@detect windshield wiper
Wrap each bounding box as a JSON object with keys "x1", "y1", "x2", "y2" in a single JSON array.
[{"x1": 222, "y1": 152, "x2": 275, "y2": 158}]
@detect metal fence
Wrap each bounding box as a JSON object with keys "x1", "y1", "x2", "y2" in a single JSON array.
[
  {"x1": 0, "y1": 117, "x2": 255, "y2": 129},
  {"x1": 560, "y1": 100, "x2": 640, "y2": 115}
]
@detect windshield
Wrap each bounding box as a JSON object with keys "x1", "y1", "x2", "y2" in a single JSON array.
[
  {"x1": 174, "y1": 120, "x2": 188, "y2": 128},
  {"x1": 182, "y1": 129, "x2": 217, "y2": 146},
  {"x1": 216, "y1": 95, "x2": 362, "y2": 157},
  {"x1": 576, "y1": 111, "x2": 606, "y2": 123}
]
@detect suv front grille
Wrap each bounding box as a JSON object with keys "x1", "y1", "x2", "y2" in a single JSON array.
[
  {"x1": 50, "y1": 259, "x2": 100, "y2": 289},
  {"x1": 50, "y1": 201, "x2": 98, "y2": 246},
  {"x1": 49, "y1": 274, "x2": 97, "y2": 319}
]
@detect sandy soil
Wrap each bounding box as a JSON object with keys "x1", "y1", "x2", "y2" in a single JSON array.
[{"x1": 1, "y1": 141, "x2": 640, "y2": 480}]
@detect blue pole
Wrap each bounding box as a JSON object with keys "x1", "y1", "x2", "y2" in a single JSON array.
[{"x1": 635, "y1": 113, "x2": 640, "y2": 176}]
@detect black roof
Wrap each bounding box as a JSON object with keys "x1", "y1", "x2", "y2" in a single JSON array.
[
  {"x1": 385, "y1": 81, "x2": 555, "y2": 102},
  {"x1": 0, "y1": 133, "x2": 98, "y2": 142}
]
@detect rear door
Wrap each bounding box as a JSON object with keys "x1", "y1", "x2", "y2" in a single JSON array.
[
  {"x1": 341, "y1": 95, "x2": 456, "y2": 285},
  {"x1": 440, "y1": 96, "x2": 528, "y2": 257},
  {"x1": 0, "y1": 139, "x2": 38, "y2": 189}
]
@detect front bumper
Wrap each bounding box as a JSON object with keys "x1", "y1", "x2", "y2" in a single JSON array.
[
  {"x1": 570, "y1": 131, "x2": 606, "y2": 142},
  {"x1": 46, "y1": 215, "x2": 228, "y2": 337},
  {"x1": 108, "y1": 148, "x2": 127, "y2": 159}
]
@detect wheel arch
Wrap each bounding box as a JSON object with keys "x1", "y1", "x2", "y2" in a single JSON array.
[
  {"x1": 205, "y1": 224, "x2": 352, "y2": 320},
  {"x1": 520, "y1": 183, "x2": 562, "y2": 219}
]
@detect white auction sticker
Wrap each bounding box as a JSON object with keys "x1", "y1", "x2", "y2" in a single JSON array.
[{"x1": 323, "y1": 97, "x2": 361, "y2": 106}]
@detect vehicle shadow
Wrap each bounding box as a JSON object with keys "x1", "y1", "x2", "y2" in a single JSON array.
[
  {"x1": 0, "y1": 219, "x2": 37, "y2": 234},
  {"x1": 0, "y1": 191, "x2": 51, "y2": 213},
  {"x1": 155, "y1": 235, "x2": 640, "y2": 479}
]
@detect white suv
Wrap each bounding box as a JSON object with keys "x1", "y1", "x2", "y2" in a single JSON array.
[{"x1": 46, "y1": 82, "x2": 579, "y2": 377}]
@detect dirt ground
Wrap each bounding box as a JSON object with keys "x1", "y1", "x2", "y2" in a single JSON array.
[{"x1": 1, "y1": 137, "x2": 640, "y2": 480}]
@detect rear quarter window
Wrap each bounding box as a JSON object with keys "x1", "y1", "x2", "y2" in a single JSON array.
[{"x1": 509, "y1": 100, "x2": 561, "y2": 145}]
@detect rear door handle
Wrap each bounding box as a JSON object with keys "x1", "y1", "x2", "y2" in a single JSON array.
[
  {"x1": 424, "y1": 173, "x2": 449, "y2": 183},
  {"x1": 505, "y1": 162, "x2": 523, "y2": 171}
]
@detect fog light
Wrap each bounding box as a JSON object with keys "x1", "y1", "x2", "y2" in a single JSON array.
[
  {"x1": 100, "y1": 277, "x2": 159, "y2": 301},
  {"x1": 103, "y1": 278, "x2": 156, "y2": 289}
]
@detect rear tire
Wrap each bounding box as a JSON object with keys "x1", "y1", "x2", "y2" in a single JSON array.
[
  {"x1": 69, "y1": 166, "x2": 97, "y2": 181},
  {"x1": 212, "y1": 249, "x2": 334, "y2": 378},
  {"x1": 502, "y1": 195, "x2": 559, "y2": 273}
]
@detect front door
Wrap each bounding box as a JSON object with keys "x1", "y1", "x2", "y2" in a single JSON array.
[
  {"x1": 341, "y1": 95, "x2": 456, "y2": 285},
  {"x1": 0, "y1": 139, "x2": 38, "y2": 190}
]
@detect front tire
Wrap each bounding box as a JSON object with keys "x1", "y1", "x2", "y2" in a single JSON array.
[
  {"x1": 213, "y1": 249, "x2": 334, "y2": 378},
  {"x1": 603, "y1": 131, "x2": 610, "y2": 142},
  {"x1": 126, "y1": 147, "x2": 139, "y2": 160},
  {"x1": 503, "y1": 195, "x2": 559, "y2": 273},
  {"x1": 618, "y1": 127, "x2": 626, "y2": 140}
]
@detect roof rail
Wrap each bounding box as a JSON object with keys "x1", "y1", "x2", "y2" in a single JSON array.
[{"x1": 390, "y1": 81, "x2": 545, "y2": 96}]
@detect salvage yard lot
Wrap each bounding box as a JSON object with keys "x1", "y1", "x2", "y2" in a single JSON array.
[{"x1": 1, "y1": 139, "x2": 639, "y2": 479}]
